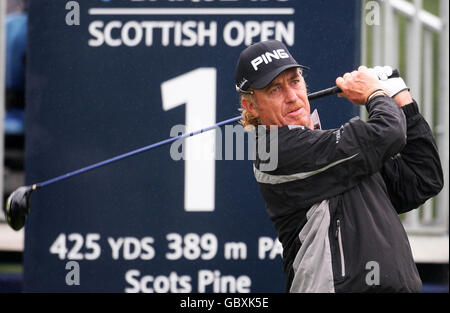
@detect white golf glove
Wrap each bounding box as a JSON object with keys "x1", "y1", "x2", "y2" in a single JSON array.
[{"x1": 370, "y1": 66, "x2": 409, "y2": 98}]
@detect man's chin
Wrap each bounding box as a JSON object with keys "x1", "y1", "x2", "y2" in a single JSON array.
[{"x1": 285, "y1": 118, "x2": 311, "y2": 128}]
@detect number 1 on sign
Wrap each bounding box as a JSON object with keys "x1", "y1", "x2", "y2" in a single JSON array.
[{"x1": 161, "y1": 68, "x2": 216, "y2": 212}]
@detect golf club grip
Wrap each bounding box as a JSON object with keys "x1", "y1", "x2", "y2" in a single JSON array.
[
  {"x1": 307, "y1": 68, "x2": 400, "y2": 101},
  {"x1": 308, "y1": 86, "x2": 340, "y2": 100}
]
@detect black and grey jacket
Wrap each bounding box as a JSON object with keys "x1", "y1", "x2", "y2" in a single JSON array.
[{"x1": 253, "y1": 96, "x2": 443, "y2": 292}]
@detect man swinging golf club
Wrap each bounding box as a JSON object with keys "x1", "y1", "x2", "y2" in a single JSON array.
[
  {"x1": 235, "y1": 40, "x2": 443, "y2": 292},
  {"x1": 3, "y1": 39, "x2": 443, "y2": 293}
]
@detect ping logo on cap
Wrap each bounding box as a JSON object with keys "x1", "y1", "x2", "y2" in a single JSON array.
[{"x1": 251, "y1": 49, "x2": 290, "y2": 71}]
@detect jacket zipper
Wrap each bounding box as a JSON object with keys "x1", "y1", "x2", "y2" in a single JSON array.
[{"x1": 335, "y1": 219, "x2": 346, "y2": 277}]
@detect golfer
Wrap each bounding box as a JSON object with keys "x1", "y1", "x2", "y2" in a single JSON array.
[{"x1": 235, "y1": 40, "x2": 443, "y2": 292}]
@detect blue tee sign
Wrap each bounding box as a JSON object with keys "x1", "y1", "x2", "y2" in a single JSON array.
[{"x1": 23, "y1": 0, "x2": 361, "y2": 292}]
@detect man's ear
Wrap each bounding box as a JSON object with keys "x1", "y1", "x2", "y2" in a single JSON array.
[{"x1": 241, "y1": 96, "x2": 259, "y2": 118}]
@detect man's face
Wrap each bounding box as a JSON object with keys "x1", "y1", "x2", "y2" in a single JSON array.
[{"x1": 243, "y1": 68, "x2": 313, "y2": 128}]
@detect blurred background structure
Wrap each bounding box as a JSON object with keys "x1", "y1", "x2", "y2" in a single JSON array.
[
  {"x1": 0, "y1": 0, "x2": 448, "y2": 293},
  {"x1": 361, "y1": 0, "x2": 449, "y2": 292},
  {"x1": 1, "y1": 0, "x2": 27, "y2": 293}
]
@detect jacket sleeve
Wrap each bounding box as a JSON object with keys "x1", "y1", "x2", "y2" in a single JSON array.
[
  {"x1": 256, "y1": 95, "x2": 408, "y2": 206},
  {"x1": 380, "y1": 100, "x2": 444, "y2": 214}
]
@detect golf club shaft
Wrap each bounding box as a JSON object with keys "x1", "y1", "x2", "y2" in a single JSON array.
[{"x1": 38, "y1": 115, "x2": 242, "y2": 188}]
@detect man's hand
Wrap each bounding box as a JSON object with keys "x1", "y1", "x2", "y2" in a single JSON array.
[
  {"x1": 370, "y1": 66, "x2": 408, "y2": 97},
  {"x1": 336, "y1": 66, "x2": 384, "y2": 105},
  {"x1": 370, "y1": 66, "x2": 412, "y2": 107}
]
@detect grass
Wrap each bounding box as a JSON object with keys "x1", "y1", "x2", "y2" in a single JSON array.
[{"x1": 0, "y1": 263, "x2": 23, "y2": 274}]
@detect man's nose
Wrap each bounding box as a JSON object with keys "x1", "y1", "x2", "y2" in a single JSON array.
[{"x1": 284, "y1": 86, "x2": 298, "y2": 103}]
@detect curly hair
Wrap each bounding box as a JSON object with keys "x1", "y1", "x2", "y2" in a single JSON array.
[{"x1": 239, "y1": 93, "x2": 259, "y2": 131}]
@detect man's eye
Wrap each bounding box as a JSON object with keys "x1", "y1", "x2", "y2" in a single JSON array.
[{"x1": 271, "y1": 87, "x2": 280, "y2": 93}]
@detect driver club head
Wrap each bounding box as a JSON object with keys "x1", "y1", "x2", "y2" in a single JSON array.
[{"x1": 4, "y1": 185, "x2": 37, "y2": 231}]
